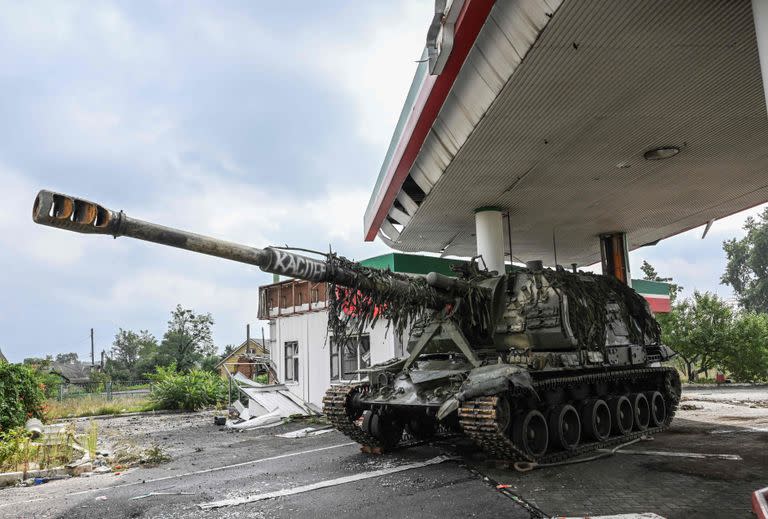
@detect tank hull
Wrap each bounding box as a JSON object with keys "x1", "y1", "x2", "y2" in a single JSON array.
[{"x1": 323, "y1": 365, "x2": 681, "y2": 462}]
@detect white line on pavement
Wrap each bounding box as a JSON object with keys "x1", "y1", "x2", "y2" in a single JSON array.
[
  {"x1": 711, "y1": 426, "x2": 768, "y2": 434},
  {"x1": 199, "y1": 455, "x2": 455, "y2": 509},
  {"x1": 0, "y1": 442, "x2": 356, "y2": 508},
  {"x1": 598, "y1": 448, "x2": 742, "y2": 461}
]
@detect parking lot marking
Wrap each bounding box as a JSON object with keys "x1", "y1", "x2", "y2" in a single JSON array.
[
  {"x1": 600, "y1": 448, "x2": 742, "y2": 461},
  {"x1": 198, "y1": 455, "x2": 455, "y2": 509},
  {"x1": 711, "y1": 426, "x2": 768, "y2": 434},
  {"x1": 0, "y1": 442, "x2": 357, "y2": 508}
]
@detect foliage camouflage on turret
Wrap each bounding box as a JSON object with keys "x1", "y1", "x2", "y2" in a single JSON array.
[
  {"x1": 326, "y1": 254, "x2": 496, "y2": 345},
  {"x1": 543, "y1": 269, "x2": 661, "y2": 350},
  {"x1": 326, "y1": 254, "x2": 440, "y2": 342}
]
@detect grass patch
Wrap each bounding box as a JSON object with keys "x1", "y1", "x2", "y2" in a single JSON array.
[{"x1": 45, "y1": 396, "x2": 159, "y2": 420}]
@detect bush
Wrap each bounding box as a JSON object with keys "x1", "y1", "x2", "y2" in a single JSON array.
[
  {"x1": 150, "y1": 365, "x2": 226, "y2": 411},
  {"x1": 0, "y1": 363, "x2": 45, "y2": 431}
]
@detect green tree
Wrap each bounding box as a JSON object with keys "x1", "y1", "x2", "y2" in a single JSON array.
[
  {"x1": 722, "y1": 312, "x2": 768, "y2": 382},
  {"x1": 721, "y1": 208, "x2": 768, "y2": 312},
  {"x1": 23, "y1": 356, "x2": 52, "y2": 368},
  {"x1": 640, "y1": 260, "x2": 683, "y2": 303},
  {"x1": 200, "y1": 354, "x2": 221, "y2": 373},
  {"x1": 55, "y1": 352, "x2": 79, "y2": 363},
  {"x1": 157, "y1": 305, "x2": 215, "y2": 372},
  {"x1": 108, "y1": 329, "x2": 158, "y2": 380},
  {"x1": 221, "y1": 344, "x2": 237, "y2": 358},
  {"x1": 0, "y1": 363, "x2": 44, "y2": 430},
  {"x1": 660, "y1": 291, "x2": 732, "y2": 381}
]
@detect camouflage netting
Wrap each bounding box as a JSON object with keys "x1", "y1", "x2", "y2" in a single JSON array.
[
  {"x1": 543, "y1": 269, "x2": 661, "y2": 351},
  {"x1": 326, "y1": 255, "x2": 441, "y2": 343}
]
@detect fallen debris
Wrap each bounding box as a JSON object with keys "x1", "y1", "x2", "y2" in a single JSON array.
[
  {"x1": 226, "y1": 372, "x2": 318, "y2": 430},
  {"x1": 198, "y1": 455, "x2": 455, "y2": 509}
]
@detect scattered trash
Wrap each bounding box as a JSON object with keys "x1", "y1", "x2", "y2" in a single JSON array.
[
  {"x1": 199, "y1": 455, "x2": 455, "y2": 509},
  {"x1": 214, "y1": 416, "x2": 227, "y2": 426},
  {"x1": 276, "y1": 426, "x2": 333, "y2": 439},
  {"x1": 130, "y1": 491, "x2": 195, "y2": 500},
  {"x1": 93, "y1": 466, "x2": 112, "y2": 474},
  {"x1": 95, "y1": 496, "x2": 108, "y2": 501}
]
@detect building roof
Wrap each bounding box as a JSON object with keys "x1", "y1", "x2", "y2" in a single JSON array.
[
  {"x1": 216, "y1": 338, "x2": 268, "y2": 370},
  {"x1": 0, "y1": 348, "x2": 7, "y2": 363},
  {"x1": 365, "y1": 0, "x2": 768, "y2": 268},
  {"x1": 50, "y1": 361, "x2": 92, "y2": 384}
]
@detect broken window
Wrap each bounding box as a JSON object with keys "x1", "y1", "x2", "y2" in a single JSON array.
[
  {"x1": 330, "y1": 340, "x2": 340, "y2": 381},
  {"x1": 330, "y1": 335, "x2": 370, "y2": 382},
  {"x1": 284, "y1": 341, "x2": 299, "y2": 382}
]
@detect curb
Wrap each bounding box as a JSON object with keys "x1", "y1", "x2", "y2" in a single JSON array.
[{"x1": 0, "y1": 467, "x2": 69, "y2": 488}]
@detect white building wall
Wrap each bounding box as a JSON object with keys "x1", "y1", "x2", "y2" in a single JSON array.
[{"x1": 267, "y1": 309, "x2": 406, "y2": 408}]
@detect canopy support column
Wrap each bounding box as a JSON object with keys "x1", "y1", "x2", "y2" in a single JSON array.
[
  {"x1": 600, "y1": 233, "x2": 631, "y2": 287},
  {"x1": 474, "y1": 207, "x2": 505, "y2": 275}
]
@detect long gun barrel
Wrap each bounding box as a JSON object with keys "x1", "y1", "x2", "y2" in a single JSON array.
[
  {"x1": 32, "y1": 190, "x2": 445, "y2": 302},
  {"x1": 32, "y1": 190, "x2": 388, "y2": 290}
]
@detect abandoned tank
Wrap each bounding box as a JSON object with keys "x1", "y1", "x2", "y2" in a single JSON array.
[{"x1": 33, "y1": 190, "x2": 681, "y2": 463}]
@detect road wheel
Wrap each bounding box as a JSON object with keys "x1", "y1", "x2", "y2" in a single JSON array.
[
  {"x1": 512, "y1": 409, "x2": 549, "y2": 458},
  {"x1": 406, "y1": 416, "x2": 437, "y2": 441},
  {"x1": 608, "y1": 396, "x2": 634, "y2": 435},
  {"x1": 581, "y1": 399, "x2": 611, "y2": 441},
  {"x1": 647, "y1": 391, "x2": 667, "y2": 427},
  {"x1": 548, "y1": 404, "x2": 580, "y2": 450},
  {"x1": 631, "y1": 392, "x2": 650, "y2": 430},
  {"x1": 365, "y1": 410, "x2": 404, "y2": 450}
]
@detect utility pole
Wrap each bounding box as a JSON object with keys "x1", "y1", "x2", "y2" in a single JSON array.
[
  {"x1": 100, "y1": 350, "x2": 105, "y2": 369},
  {"x1": 246, "y1": 323, "x2": 251, "y2": 352},
  {"x1": 90, "y1": 328, "x2": 95, "y2": 367}
]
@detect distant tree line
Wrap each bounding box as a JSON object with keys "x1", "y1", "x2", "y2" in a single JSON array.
[
  {"x1": 22, "y1": 304, "x2": 236, "y2": 383},
  {"x1": 645, "y1": 207, "x2": 768, "y2": 382}
]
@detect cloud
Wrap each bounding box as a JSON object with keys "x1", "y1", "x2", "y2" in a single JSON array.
[
  {"x1": 0, "y1": 165, "x2": 85, "y2": 267},
  {"x1": 304, "y1": 1, "x2": 434, "y2": 148}
]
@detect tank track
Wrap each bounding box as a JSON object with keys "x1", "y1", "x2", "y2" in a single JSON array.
[
  {"x1": 458, "y1": 366, "x2": 680, "y2": 464},
  {"x1": 323, "y1": 384, "x2": 384, "y2": 451}
]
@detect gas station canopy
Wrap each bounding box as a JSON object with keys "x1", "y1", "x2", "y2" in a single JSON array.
[{"x1": 364, "y1": 0, "x2": 768, "y2": 268}]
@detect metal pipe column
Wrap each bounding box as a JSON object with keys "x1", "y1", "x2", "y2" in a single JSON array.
[{"x1": 474, "y1": 207, "x2": 506, "y2": 275}]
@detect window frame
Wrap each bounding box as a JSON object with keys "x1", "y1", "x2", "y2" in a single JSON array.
[
  {"x1": 284, "y1": 341, "x2": 299, "y2": 382},
  {"x1": 329, "y1": 334, "x2": 370, "y2": 383}
]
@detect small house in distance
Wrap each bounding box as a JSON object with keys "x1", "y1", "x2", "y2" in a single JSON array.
[
  {"x1": 216, "y1": 338, "x2": 272, "y2": 381},
  {"x1": 50, "y1": 361, "x2": 93, "y2": 384},
  {"x1": 0, "y1": 348, "x2": 7, "y2": 363}
]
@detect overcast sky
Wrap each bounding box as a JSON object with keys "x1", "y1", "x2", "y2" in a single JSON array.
[{"x1": 0, "y1": 1, "x2": 764, "y2": 363}]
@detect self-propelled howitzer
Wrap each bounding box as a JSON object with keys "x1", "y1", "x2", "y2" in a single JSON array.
[{"x1": 32, "y1": 190, "x2": 681, "y2": 463}]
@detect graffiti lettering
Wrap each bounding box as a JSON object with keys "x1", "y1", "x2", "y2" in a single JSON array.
[{"x1": 265, "y1": 248, "x2": 328, "y2": 282}]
